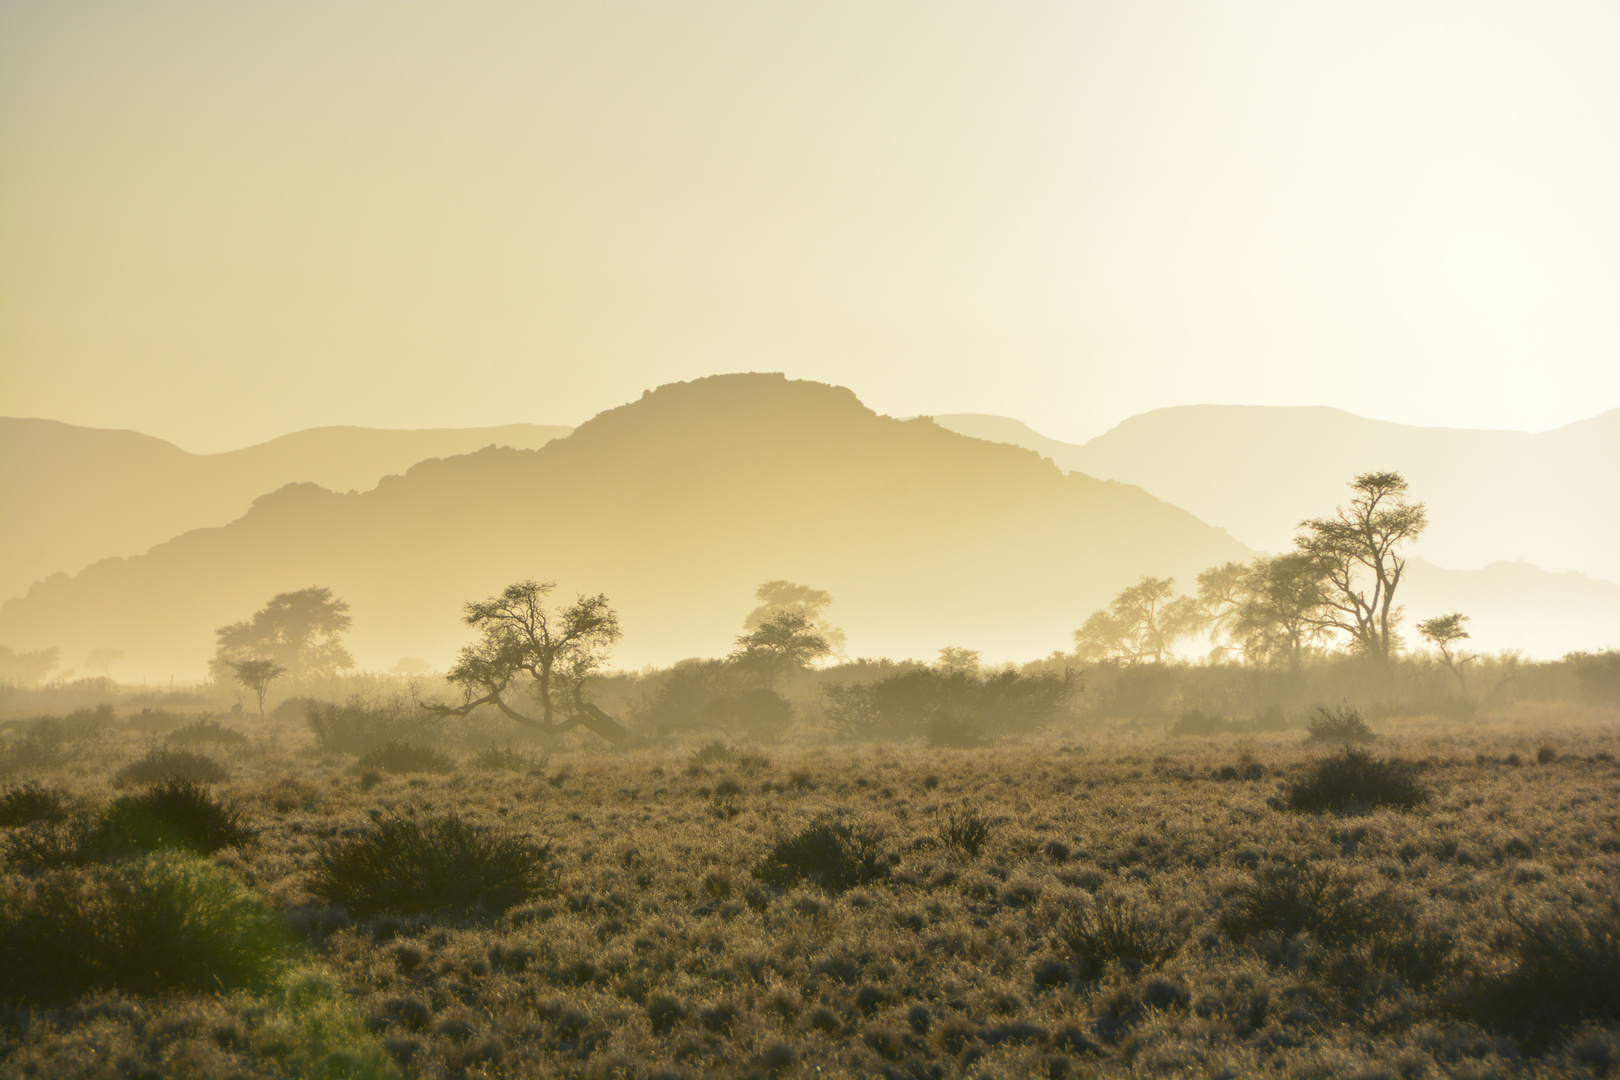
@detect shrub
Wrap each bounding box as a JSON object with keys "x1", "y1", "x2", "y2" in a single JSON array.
[
  {"x1": 113, "y1": 747, "x2": 228, "y2": 788},
  {"x1": 3, "y1": 816, "x2": 116, "y2": 870},
  {"x1": 1306, "y1": 704, "x2": 1376, "y2": 744},
  {"x1": 1221, "y1": 863, "x2": 1400, "y2": 947},
  {"x1": 1055, "y1": 893, "x2": 1182, "y2": 979},
  {"x1": 823, "y1": 667, "x2": 1077, "y2": 740},
  {"x1": 0, "y1": 721, "x2": 66, "y2": 774},
  {"x1": 0, "y1": 781, "x2": 72, "y2": 827},
  {"x1": 1170, "y1": 710, "x2": 1237, "y2": 737},
  {"x1": 305, "y1": 694, "x2": 422, "y2": 754},
  {"x1": 0, "y1": 853, "x2": 289, "y2": 1005},
  {"x1": 1460, "y1": 899, "x2": 1620, "y2": 1041},
  {"x1": 940, "y1": 810, "x2": 993, "y2": 858},
  {"x1": 753, "y1": 820, "x2": 889, "y2": 893},
  {"x1": 692, "y1": 741, "x2": 737, "y2": 765},
  {"x1": 104, "y1": 778, "x2": 254, "y2": 855},
  {"x1": 166, "y1": 718, "x2": 249, "y2": 747},
  {"x1": 1282, "y1": 747, "x2": 1428, "y2": 814},
  {"x1": 308, "y1": 812, "x2": 553, "y2": 917},
  {"x1": 356, "y1": 741, "x2": 456, "y2": 775}
]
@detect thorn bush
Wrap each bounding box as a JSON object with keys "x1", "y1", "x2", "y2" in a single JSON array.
[
  {"x1": 104, "y1": 778, "x2": 255, "y2": 855},
  {"x1": 112, "y1": 747, "x2": 229, "y2": 788},
  {"x1": 0, "y1": 781, "x2": 73, "y2": 827},
  {"x1": 1460, "y1": 899, "x2": 1620, "y2": 1042},
  {"x1": 1282, "y1": 746, "x2": 1428, "y2": 814},
  {"x1": 752, "y1": 819, "x2": 889, "y2": 893},
  {"x1": 308, "y1": 812, "x2": 553, "y2": 917}
]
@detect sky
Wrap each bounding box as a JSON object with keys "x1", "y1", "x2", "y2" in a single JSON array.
[{"x1": 3, "y1": 1, "x2": 1618, "y2": 453}]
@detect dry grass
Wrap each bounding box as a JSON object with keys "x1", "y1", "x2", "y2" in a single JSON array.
[{"x1": 0, "y1": 706, "x2": 1617, "y2": 1078}]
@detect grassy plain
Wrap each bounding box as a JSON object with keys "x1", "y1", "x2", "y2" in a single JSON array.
[{"x1": 3, "y1": 703, "x2": 1619, "y2": 1079}]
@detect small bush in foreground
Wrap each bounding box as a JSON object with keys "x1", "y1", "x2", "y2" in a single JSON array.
[
  {"x1": 753, "y1": 820, "x2": 889, "y2": 893},
  {"x1": 1282, "y1": 746, "x2": 1428, "y2": 814},
  {"x1": 0, "y1": 781, "x2": 73, "y2": 827},
  {"x1": 308, "y1": 812, "x2": 552, "y2": 917},
  {"x1": 104, "y1": 778, "x2": 254, "y2": 855},
  {"x1": 1460, "y1": 900, "x2": 1620, "y2": 1041},
  {"x1": 1306, "y1": 704, "x2": 1376, "y2": 744},
  {"x1": 1056, "y1": 893, "x2": 1182, "y2": 980},
  {"x1": 940, "y1": 810, "x2": 993, "y2": 858},
  {"x1": 356, "y1": 741, "x2": 455, "y2": 775},
  {"x1": 113, "y1": 747, "x2": 228, "y2": 788},
  {"x1": 0, "y1": 853, "x2": 289, "y2": 1005}
]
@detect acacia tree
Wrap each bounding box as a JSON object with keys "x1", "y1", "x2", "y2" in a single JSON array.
[
  {"x1": 1073, "y1": 576, "x2": 1201, "y2": 663},
  {"x1": 424, "y1": 580, "x2": 625, "y2": 742},
  {"x1": 228, "y1": 659, "x2": 286, "y2": 721},
  {"x1": 1293, "y1": 472, "x2": 1427, "y2": 680},
  {"x1": 730, "y1": 609, "x2": 832, "y2": 678},
  {"x1": 212, "y1": 586, "x2": 355, "y2": 684},
  {"x1": 1418, "y1": 611, "x2": 1473, "y2": 693},
  {"x1": 743, "y1": 581, "x2": 847, "y2": 656}
]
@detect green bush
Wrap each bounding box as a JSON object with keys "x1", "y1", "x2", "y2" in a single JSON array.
[
  {"x1": 355, "y1": 741, "x2": 455, "y2": 775},
  {"x1": 753, "y1": 820, "x2": 889, "y2": 893},
  {"x1": 308, "y1": 812, "x2": 552, "y2": 917},
  {"x1": 1282, "y1": 747, "x2": 1428, "y2": 814},
  {"x1": 0, "y1": 853, "x2": 290, "y2": 1005},
  {"x1": 113, "y1": 747, "x2": 229, "y2": 788},
  {"x1": 0, "y1": 781, "x2": 73, "y2": 827},
  {"x1": 104, "y1": 778, "x2": 254, "y2": 855}
]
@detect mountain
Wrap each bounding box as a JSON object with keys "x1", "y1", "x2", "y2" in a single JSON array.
[
  {"x1": 935, "y1": 406, "x2": 1620, "y2": 586},
  {"x1": 0, "y1": 419, "x2": 574, "y2": 602},
  {"x1": 0, "y1": 375, "x2": 1250, "y2": 680}
]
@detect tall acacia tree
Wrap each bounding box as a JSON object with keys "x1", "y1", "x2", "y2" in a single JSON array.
[
  {"x1": 212, "y1": 586, "x2": 354, "y2": 684},
  {"x1": 425, "y1": 580, "x2": 625, "y2": 742},
  {"x1": 1294, "y1": 472, "x2": 1427, "y2": 679}
]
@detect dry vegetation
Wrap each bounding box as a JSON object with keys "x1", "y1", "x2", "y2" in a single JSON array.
[{"x1": 2, "y1": 697, "x2": 1619, "y2": 1080}]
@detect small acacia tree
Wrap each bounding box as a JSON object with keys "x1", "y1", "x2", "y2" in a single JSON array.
[
  {"x1": 1073, "y1": 576, "x2": 1201, "y2": 664},
  {"x1": 731, "y1": 609, "x2": 832, "y2": 679},
  {"x1": 1418, "y1": 611, "x2": 1473, "y2": 694},
  {"x1": 228, "y1": 659, "x2": 286, "y2": 721},
  {"x1": 424, "y1": 580, "x2": 625, "y2": 742}
]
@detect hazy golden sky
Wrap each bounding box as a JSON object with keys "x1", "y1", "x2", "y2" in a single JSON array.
[{"x1": 3, "y1": 1, "x2": 1617, "y2": 452}]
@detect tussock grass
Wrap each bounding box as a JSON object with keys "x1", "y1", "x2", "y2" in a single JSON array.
[
  {"x1": 1305, "y1": 703, "x2": 1377, "y2": 744},
  {"x1": 308, "y1": 812, "x2": 552, "y2": 917},
  {"x1": 1055, "y1": 892, "x2": 1183, "y2": 980}
]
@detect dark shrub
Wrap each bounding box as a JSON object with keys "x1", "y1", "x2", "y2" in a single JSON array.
[
  {"x1": 1305, "y1": 704, "x2": 1376, "y2": 744},
  {"x1": 753, "y1": 819, "x2": 889, "y2": 893},
  {"x1": 1221, "y1": 863, "x2": 1400, "y2": 947},
  {"x1": 1460, "y1": 899, "x2": 1620, "y2": 1041},
  {"x1": 165, "y1": 719, "x2": 248, "y2": 748},
  {"x1": 1170, "y1": 710, "x2": 1237, "y2": 737},
  {"x1": 308, "y1": 812, "x2": 552, "y2": 917},
  {"x1": 0, "y1": 781, "x2": 72, "y2": 827},
  {"x1": 823, "y1": 667, "x2": 1077, "y2": 740},
  {"x1": 0, "y1": 853, "x2": 289, "y2": 1005},
  {"x1": 0, "y1": 721, "x2": 66, "y2": 774},
  {"x1": 60, "y1": 704, "x2": 117, "y2": 738},
  {"x1": 4, "y1": 816, "x2": 116, "y2": 870},
  {"x1": 356, "y1": 741, "x2": 455, "y2": 775},
  {"x1": 113, "y1": 747, "x2": 229, "y2": 788},
  {"x1": 104, "y1": 778, "x2": 254, "y2": 855},
  {"x1": 1055, "y1": 893, "x2": 1182, "y2": 979},
  {"x1": 1282, "y1": 747, "x2": 1428, "y2": 814},
  {"x1": 692, "y1": 740, "x2": 736, "y2": 765},
  {"x1": 940, "y1": 810, "x2": 993, "y2": 858}
]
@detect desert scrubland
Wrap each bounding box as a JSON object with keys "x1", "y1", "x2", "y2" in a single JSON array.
[{"x1": 3, "y1": 669, "x2": 1618, "y2": 1080}]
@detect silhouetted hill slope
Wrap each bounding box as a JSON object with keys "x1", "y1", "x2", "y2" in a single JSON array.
[
  {"x1": 0, "y1": 375, "x2": 1249, "y2": 679},
  {"x1": 935, "y1": 407, "x2": 1620, "y2": 586},
  {"x1": 0, "y1": 419, "x2": 573, "y2": 601}
]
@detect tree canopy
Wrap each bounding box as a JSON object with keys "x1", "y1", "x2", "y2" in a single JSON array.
[{"x1": 212, "y1": 586, "x2": 354, "y2": 684}]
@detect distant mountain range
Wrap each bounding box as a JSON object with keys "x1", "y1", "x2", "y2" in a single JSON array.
[
  {"x1": 936, "y1": 406, "x2": 1620, "y2": 586},
  {"x1": 0, "y1": 375, "x2": 1249, "y2": 680},
  {"x1": 0, "y1": 419, "x2": 572, "y2": 602}
]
